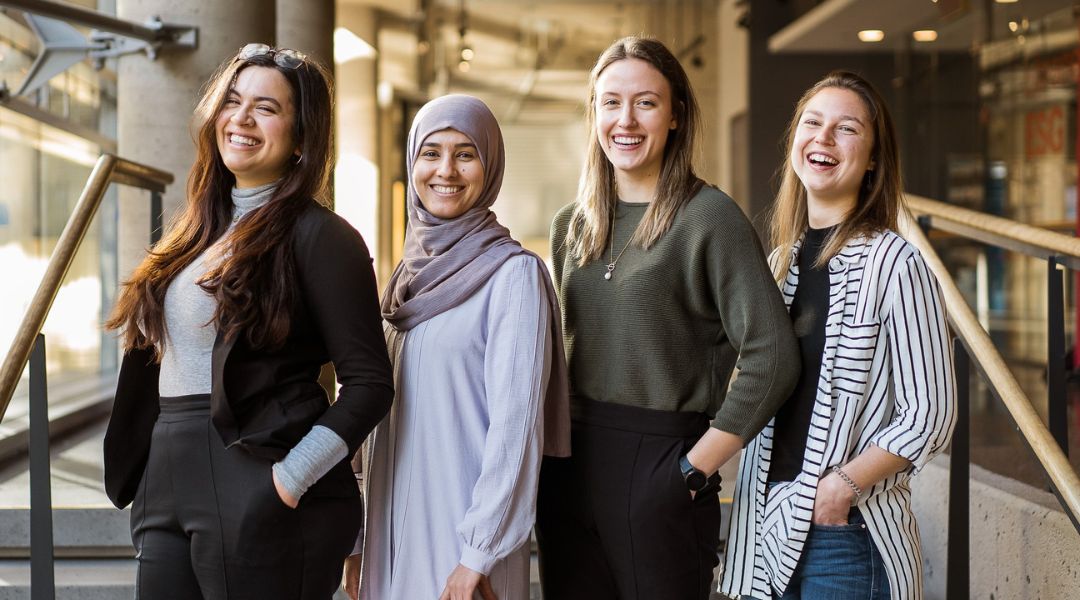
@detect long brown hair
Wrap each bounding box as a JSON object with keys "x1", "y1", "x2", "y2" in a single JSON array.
[
  {"x1": 769, "y1": 71, "x2": 902, "y2": 280},
  {"x1": 107, "y1": 46, "x2": 335, "y2": 357},
  {"x1": 565, "y1": 36, "x2": 702, "y2": 265}
]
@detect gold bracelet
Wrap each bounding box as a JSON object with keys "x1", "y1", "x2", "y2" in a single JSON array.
[{"x1": 830, "y1": 465, "x2": 862, "y2": 505}]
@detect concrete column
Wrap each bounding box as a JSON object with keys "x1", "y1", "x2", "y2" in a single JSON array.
[
  {"x1": 716, "y1": 0, "x2": 749, "y2": 211},
  {"x1": 691, "y1": 0, "x2": 721, "y2": 188},
  {"x1": 276, "y1": 0, "x2": 334, "y2": 66},
  {"x1": 116, "y1": 0, "x2": 274, "y2": 280},
  {"x1": 334, "y1": 5, "x2": 380, "y2": 267}
]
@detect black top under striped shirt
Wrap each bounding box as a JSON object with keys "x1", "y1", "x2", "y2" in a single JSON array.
[{"x1": 768, "y1": 225, "x2": 835, "y2": 483}]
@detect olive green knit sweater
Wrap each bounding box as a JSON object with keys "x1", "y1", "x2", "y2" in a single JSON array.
[{"x1": 550, "y1": 184, "x2": 798, "y2": 440}]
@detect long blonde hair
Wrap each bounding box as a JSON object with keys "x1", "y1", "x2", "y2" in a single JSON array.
[
  {"x1": 769, "y1": 71, "x2": 902, "y2": 280},
  {"x1": 565, "y1": 36, "x2": 702, "y2": 265}
]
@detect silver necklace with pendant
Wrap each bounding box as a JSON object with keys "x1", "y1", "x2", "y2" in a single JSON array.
[{"x1": 605, "y1": 214, "x2": 634, "y2": 281}]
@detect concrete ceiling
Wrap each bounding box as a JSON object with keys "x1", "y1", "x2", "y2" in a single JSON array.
[
  {"x1": 343, "y1": 0, "x2": 712, "y2": 124},
  {"x1": 768, "y1": 0, "x2": 1074, "y2": 54}
]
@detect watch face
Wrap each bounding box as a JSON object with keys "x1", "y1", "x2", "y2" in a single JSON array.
[{"x1": 686, "y1": 470, "x2": 707, "y2": 491}]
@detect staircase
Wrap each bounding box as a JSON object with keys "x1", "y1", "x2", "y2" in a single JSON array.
[{"x1": 0, "y1": 420, "x2": 134, "y2": 600}]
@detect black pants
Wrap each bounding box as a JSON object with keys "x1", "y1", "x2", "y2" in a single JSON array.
[
  {"x1": 535, "y1": 400, "x2": 723, "y2": 600},
  {"x1": 130, "y1": 394, "x2": 361, "y2": 600}
]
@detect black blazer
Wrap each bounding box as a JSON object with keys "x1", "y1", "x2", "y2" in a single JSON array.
[{"x1": 103, "y1": 200, "x2": 394, "y2": 509}]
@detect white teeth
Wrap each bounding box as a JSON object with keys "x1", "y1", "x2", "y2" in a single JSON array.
[
  {"x1": 808, "y1": 153, "x2": 838, "y2": 165},
  {"x1": 614, "y1": 135, "x2": 643, "y2": 145},
  {"x1": 230, "y1": 134, "x2": 259, "y2": 146},
  {"x1": 432, "y1": 185, "x2": 463, "y2": 194}
]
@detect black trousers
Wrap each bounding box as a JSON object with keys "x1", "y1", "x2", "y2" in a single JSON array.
[
  {"x1": 535, "y1": 400, "x2": 723, "y2": 600},
  {"x1": 130, "y1": 394, "x2": 362, "y2": 600}
]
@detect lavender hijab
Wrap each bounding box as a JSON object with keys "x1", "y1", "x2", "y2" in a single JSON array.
[{"x1": 381, "y1": 94, "x2": 570, "y2": 457}]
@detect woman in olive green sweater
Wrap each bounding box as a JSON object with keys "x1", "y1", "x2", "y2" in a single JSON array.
[{"x1": 535, "y1": 36, "x2": 799, "y2": 600}]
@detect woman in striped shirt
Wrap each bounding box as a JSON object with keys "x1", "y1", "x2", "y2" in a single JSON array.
[{"x1": 721, "y1": 71, "x2": 956, "y2": 599}]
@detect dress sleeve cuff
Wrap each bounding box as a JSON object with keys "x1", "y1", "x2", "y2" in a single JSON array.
[{"x1": 459, "y1": 544, "x2": 498, "y2": 576}]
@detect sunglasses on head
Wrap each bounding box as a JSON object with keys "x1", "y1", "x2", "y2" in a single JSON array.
[{"x1": 235, "y1": 43, "x2": 307, "y2": 69}]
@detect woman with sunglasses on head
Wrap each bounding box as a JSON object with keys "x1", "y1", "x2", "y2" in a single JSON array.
[
  {"x1": 343, "y1": 94, "x2": 569, "y2": 600},
  {"x1": 721, "y1": 72, "x2": 956, "y2": 600},
  {"x1": 535, "y1": 36, "x2": 798, "y2": 600},
  {"x1": 103, "y1": 44, "x2": 393, "y2": 599}
]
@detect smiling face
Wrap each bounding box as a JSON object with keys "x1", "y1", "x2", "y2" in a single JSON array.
[
  {"x1": 790, "y1": 86, "x2": 876, "y2": 223},
  {"x1": 215, "y1": 66, "x2": 299, "y2": 189},
  {"x1": 593, "y1": 58, "x2": 677, "y2": 195},
  {"x1": 412, "y1": 128, "x2": 486, "y2": 220}
]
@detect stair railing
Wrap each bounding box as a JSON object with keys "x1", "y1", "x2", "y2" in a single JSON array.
[
  {"x1": 0, "y1": 153, "x2": 172, "y2": 600},
  {"x1": 898, "y1": 195, "x2": 1080, "y2": 600}
]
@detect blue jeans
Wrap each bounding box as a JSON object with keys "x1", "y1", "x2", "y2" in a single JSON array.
[{"x1": 774, "y1": 508, "x2": 890, "y2": 600}]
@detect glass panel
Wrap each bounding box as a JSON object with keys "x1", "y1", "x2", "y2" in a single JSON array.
[
  {"x1": 1, "y1": 108, "x2": 103, "y2": 383},
  {"x1": 0, "y1": 8, "x2": 117, "y2": 414}
]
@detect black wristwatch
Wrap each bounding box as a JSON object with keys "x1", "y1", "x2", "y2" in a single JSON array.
[{"x1": 679, "y1": 454, "x2": 718, "y2": 493}]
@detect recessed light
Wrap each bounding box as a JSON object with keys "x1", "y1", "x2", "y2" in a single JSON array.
[
  {"x1": 858, "y1": 30, "x2": 885, "y2": 42},
  {"x1": 1008, "y1": 20, "x2": 1019, "y2": 32},
  {"x1": 995, "y1": 0, "x2": 1019, "y2": 4},
  {"x1": 913, "y1": 30, "x2": 938, "y2": 42}
]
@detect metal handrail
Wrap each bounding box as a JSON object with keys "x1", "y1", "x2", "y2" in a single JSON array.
[
  {"x1": 0, "y1": 153, "x2": 173, "y2": 423},
  {"x1": 897, "y1": 206, "x2": 1080, "y2": 531}
]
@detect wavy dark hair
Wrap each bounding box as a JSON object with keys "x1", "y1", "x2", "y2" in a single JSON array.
[
  {"x1": 769, "y1": 70, "x2": 901, "y2": 280},
  {"x1": 565, "y1": 36, "x2": 703, "y2": 265},
  {"x1": 107, "y1": 46, "x2": 335, "y2": 357}
]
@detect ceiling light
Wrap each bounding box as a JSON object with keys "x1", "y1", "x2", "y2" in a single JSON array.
[
  {"x1": 912, "y1": 30, "x2": 938, "y2": 42},
  {"x1": 458, "y1": 60, "x2": 471, "y2": 73},
  {"x1": 460, "y1": 46, "x2": 474, "y2": 61},
  {"x1": 858, "y1": 30, "x2": 885, "y2": 43},
  {"x1": 1008, "y1": 20, "x2": 1019, "y2": 32},
  {"x1": 994, "y1": 0, "x2": 1019, "y2": 3}
]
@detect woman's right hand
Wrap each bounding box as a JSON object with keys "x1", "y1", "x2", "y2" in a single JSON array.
[
  {"x1": 342, "y1": 554, "x2": 361, "y2": 600},
  {"x1": 439, "y1": 564, "x2": 497, "y2": 600},
  {"x1": 812, "y1": 471, "x2": 854, "y2": 525}
]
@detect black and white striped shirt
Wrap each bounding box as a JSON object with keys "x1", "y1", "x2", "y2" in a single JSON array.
[{"x1": 720, "y1": 230, "x2": 957, "y2": 600}]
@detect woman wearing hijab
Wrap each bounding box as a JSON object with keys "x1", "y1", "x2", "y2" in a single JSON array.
[{"x1": 348, "y1": 94, "x2": 570, "y2": 600}]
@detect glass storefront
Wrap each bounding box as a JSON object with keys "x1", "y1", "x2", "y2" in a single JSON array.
[
  {"x1": 0, "y1": 8, "x2": 117, "y2": 400},
  {"x1": 946, "y1": 3, "x2": 1080, "y2": 485}
]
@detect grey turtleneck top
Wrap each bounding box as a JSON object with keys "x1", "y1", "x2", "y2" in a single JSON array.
[{"x1": 158, "y1": 182, "x2": 347, "y2": 502}]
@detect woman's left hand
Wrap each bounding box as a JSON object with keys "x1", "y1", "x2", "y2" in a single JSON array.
[
  {"x1": 271, "y1": 469, "x2": 299, "y2": 509},
  {"x1": 812, "y1": 471, "x2": 855, "y2": 525},
  {"x1": 438, "y1": 564, "x2": 497, "y2": 600}
]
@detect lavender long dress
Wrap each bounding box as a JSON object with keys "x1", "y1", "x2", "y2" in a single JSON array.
[{"x1": 360, "y1": 254, "x2": 551, "y2": 600}]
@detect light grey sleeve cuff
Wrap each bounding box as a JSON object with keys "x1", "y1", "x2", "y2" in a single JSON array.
[{"x1": 272, "y1": 425, "x2": 348, "y2": 501}]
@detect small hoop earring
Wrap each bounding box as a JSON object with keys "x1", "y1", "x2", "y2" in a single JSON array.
[{"x1": 294, "y1": 153, "x2": 303, "y2": 165}]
